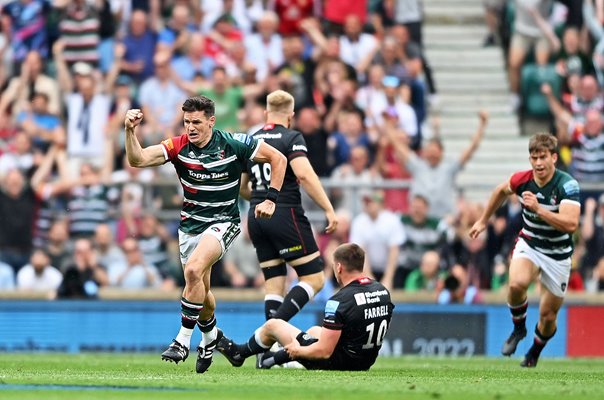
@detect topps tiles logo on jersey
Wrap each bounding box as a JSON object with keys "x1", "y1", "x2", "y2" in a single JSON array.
[{"x1": 188, "y1": 170, "x2": 229, "y2": 180}]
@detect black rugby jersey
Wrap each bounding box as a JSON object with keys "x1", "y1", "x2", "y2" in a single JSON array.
[
  {"x1": 323, "y1": 277, "x2": 394, "y2": 370},
  {"x1": 247, "y1": 123, "x2": 308, "y2": 207}
]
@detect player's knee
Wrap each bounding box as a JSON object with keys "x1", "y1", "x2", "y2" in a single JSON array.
[
  {"x1": 508, "y1": 281, "x2": 528, "y2": 297},
  {"x1": 539, "y1": 308, "x2": 558, "y2": 325},
  {"x1": 264, "y1": 318, "x2": 281, "y2": 332},
  {"x1": 184, "y1": 263, "x2": 205, "y2": 284},
  {"x1": 300, "y1": 271, "x2": 324, "y2": 294}
]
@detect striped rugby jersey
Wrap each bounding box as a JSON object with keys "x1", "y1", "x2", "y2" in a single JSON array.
[
  {"x1": 161, "y1": 130, "x2": 261, "y2": 234},
  {"x1": 510, "y1": 169, "x2": 580, "y2": 260}
]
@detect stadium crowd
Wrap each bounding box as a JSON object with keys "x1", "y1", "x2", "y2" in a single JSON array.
[{"x1": 0, "y1": 0, "x2": 604, "y2": 301}]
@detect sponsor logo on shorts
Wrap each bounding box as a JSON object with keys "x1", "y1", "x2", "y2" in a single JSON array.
[
  {"x1": 278, "y1": 245, "x2": 302, "y2": 255},
  {"x1": 561, "y1": 282, "x2": 567, "y2": 292},
  {"x1": 211, "y1": 227, "x2": 221, "y2": 233}
]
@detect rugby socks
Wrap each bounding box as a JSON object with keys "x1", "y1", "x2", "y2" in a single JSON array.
[
  {"x1": 176, "y1": 296, "x2": 204, "y2": 348},
  {"x1": 264, "y1": 294, "x2": 284, "y2": 320},
  {"x1": 273, "y1": 282, "x2": 315, "y2": 321},
  {"x1": 197, "y1": 314, "x2": 217, "y2": 347},
  {"x1": 236, "y1": 328, "x2": 271, "y2": 358},
  {"x1": 528, "y1": 325, "x2": 556, "y2": 358},
  {"x1": 261, "y1": 349, "x2": 292, "y2": 368},
  {"x1": 508, "y1": 298, "x2": 528, "y2": 331}
]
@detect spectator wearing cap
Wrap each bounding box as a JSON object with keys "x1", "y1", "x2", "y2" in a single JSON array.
[
  {"x1": 581, "y1": 195, "x2": 604, "y2": 280},
  {"x1": 120, "y1": 9, "x2": 157, "y2": 84},
  {"x1": 368, "y1": 74, "x2": 418, "y2": 146},
  {"x1": 16, "y1": 249, "x2": 62, "y2": 292},
  {"x1": 349, "y1": 190, "x2": 405, "y2": 290},
  {"x1": 0, "y1": 51, "x2": 61, "y2": 121},
  {"x1": 383, "y1": 110, "x2": 488, "y2": 219}
]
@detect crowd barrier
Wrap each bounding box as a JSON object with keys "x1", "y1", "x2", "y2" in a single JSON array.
[{"x1": 1, "y1": 299, "x2": 602, "y2": 357}]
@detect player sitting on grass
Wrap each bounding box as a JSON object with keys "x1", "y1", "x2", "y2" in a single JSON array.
[{"x1": 217, "y1": 243, "x2": 394, "y2": 371}]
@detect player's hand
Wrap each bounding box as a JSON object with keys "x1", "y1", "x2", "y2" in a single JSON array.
[
  {"x1": 255, "y1": 200, "x2": 276, "y2": 219},
  {"x1": 324, "y1": 210, "x2": 338, "y2": 234},
  {"x1": 284, "y1": 338, "x2": 301, "y2": 359},
  {"x1": 522, "y1": 191, "x2": 540, "y2": 213},
  {"x1": 468, "y1": 219, "x2": 486, "y2": 239},
  {"x1": 478, "y1": 109, "x2": 489, "y2": 125},
  {"x1": 541, "y1": 83, "x2": 552, "y2": 96},
  {"x1": 125, "y1": 109, "x2": 143, "y2": 129}
]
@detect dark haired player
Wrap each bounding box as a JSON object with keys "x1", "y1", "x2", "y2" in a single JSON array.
[{"x1": 124, "y1": 95, "x2": 287, "y2": 373}]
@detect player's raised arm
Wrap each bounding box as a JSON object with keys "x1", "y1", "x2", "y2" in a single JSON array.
[
  {"x1": 251, "y1": 141, "x2": 287, "y2": 218},
  {"x1": 469, "y1": 179, "x2": 513, "y2": 239},
  {"x1": 124, "y1": 109, "x2": 167, "y2": 168},
  {"x1": 459, "y1": 110, "x2": 488, "y2": 167}
]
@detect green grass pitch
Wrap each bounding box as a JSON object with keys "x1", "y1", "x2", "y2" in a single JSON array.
[{"x1": 0, "y1": 354, "x2": 603, "y2": 400}]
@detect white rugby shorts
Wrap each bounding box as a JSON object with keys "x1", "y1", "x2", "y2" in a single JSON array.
[
  {"x1": 178, "y1": 222, "x2": 241, "y2": 266},
  {"x1": 512, "y1": 238, "x2": 571, "y2": 297}
]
